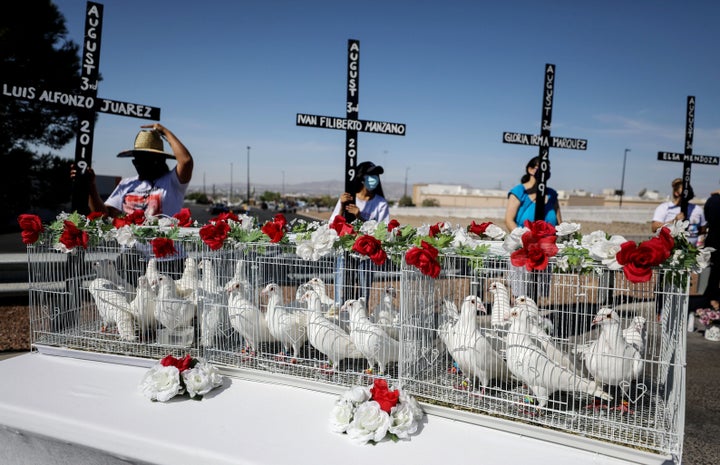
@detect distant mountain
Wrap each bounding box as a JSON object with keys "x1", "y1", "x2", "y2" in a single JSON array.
[{"x1": 190, "y1": 180, "x2": 407, "y2": 200}]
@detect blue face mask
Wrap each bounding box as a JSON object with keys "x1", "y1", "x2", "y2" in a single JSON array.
[{"x1": 364, "y1": 175, "x2": 380, "y2": 191}]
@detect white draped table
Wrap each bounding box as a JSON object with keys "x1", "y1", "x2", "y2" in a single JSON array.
[{"x1": 0, "y1": 353, "x2": 645, "y2": 465}]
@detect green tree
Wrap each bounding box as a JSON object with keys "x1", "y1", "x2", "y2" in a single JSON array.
[
  {"x1": 421, "y1": 198, "x2": 440, "y2": 207},
  {"x1": 1, "y1": 1, "x2": 82, "y2": 230},
  {"x1": 398, "y1": 195, "x2": 415, "y2": 207}
]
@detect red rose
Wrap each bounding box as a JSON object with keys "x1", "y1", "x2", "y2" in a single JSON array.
[
  {"x1": 387, "y1": 219, "x2": 400, "y2": 232},
  {"x1": 655, "y1": 227, "x2": 675, "y2": 252},
  {"x1": 214, "y1": 211, "x2": 239, "y2": 223},
  {"x1": 352, "y1": 235, "x2": 387, "y2": 266},
  {"x1": 370, "y1": 378, "x2": 400, "y2": 413},
  {"x1": 87, "y1": 212, "x2": 105, "y2": 221},
  {"x1": 510, "y1": 231, "x2": 558, "y2": 271},
  {"x1": 59, "y1": 221, "x2": 88, "y2": 250},
  {"x1": 173, "y1": 208, "x2": 193, "y2": 227},
  {"x1": 262, "y1": 220, "x2": 284, "y2": 243},
  {"x1": 199, "y1": 221, "x2": 230, "y2": 250},
  {"x1": 468, "y1": 221, "x2": 492, "y2": 236},
  {"x1": 160, "y1": 354, "x2": 193, "y2": 373},
  {"x1": 405, "y1": 240, "x2": 441, "y2": 278},
  {"x1": 17, "y1": 214, "x2": 44, "y2": 245},
  {"x1": 151, "y1": 237, "x2": 177, "y2": 258},
  {"x1": 616, "y1": 237, "x2": 672, "y2": 283},
  {"x1": 523, "y1": 219, "x2": 556, "y2": 239},
  {"x1": 113, "y1": 209, "x2": 145, "y2": 228},
  {"x1": 273, "y1": 213, "x2": 287, "y2": 229},
  {"x1": 428, "y1": 222, "x2": 444, "y2": 238},
  {"x1": 330, "y1": 216, "x2": 355, "y2": 237}
]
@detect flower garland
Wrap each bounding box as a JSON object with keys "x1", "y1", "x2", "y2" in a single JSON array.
[
  {"x1": 138, "y1": 354, "x2": 223, "y2": 402},
  {"x1": 329, "y1": 379, "x2": 424, "y2": 444},
  {"x1": 17, "y1": 210, "x2": 709, "y2": 285}
]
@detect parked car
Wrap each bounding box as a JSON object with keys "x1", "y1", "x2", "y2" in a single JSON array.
[{"x1": 210, "y1": 203, "x2": 229, "y2": 214}]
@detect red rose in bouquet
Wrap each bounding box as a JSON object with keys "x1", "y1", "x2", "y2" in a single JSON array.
[
  {"x1": 405, "y1": 240, "x2": 441, "y2": 278},
  {"x1": 59, "y1": 221, "x2": 88, "y2": 250},
  {"x1": 428, "y1": 222, "x2": 445, "y2": 238},
  {"x1": 151, "y1": 237, "x2": 177, "y2": 258},
  {"x1": 17, "y1": 214, "x2": 44, "y2": 245},
  {"x1": 523, "y1": 219, "x2": 556, "y2": 239},
  {"x1": 330, "y1": 216, "x2": 355, "y2": 237},
  {"x1": 616, "y1": 231, "x2": 673, "y2": 283},
  {"x1": 214, "y1": 211, "x2": 239, "y2": 223},
  {"x1": 352, "y1": 234, "x2": 387, "y2": 266},
  {"x1": 468, "y1": 221, "x2": 492, "y2": 236},
  {"x1": 510, "y1": 230, "x2": 558, "y2": 271},
  {"x1": 370, "y1": 378, "x2": 400, "y2": 413},
  {"x1": 387, "y1": 219, "x2": 400, "y2": 232},
  {"x1": 261, "y1": 219, "x2": 285, "y2": 243},
  {"x1": 160, "y1": 354, "x2": 193, "y2": 373},
  {"x1": 199, "y1": 221, "x2": 230, "y2": 250},
  {"x1": 173, "y1": 208, "x2": 193, "y2": 227},
  {"x1": 273, "y1": 213, "x2": 287, "y2": 229},
  {"x1": 113, "y1": 209, "x2": 146, "y2": 228},
  {"x1": 87, "y1": 211, "x2": 105, "y2": 221}
]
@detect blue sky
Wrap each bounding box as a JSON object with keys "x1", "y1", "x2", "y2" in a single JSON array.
[{"x1": 48, "y1": 0, "x2": 720, "y2": 198}]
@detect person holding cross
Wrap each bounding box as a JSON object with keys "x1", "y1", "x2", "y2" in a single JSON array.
[
  {"x1": 72, "y1": 123, "x2": 194, "y2": 218},
  {"x1": 504, "y1": 156, "x2": 563, "y2": 231},
  {"x1": 651, "y1": 178, "x2": 706, "y2": 246}
]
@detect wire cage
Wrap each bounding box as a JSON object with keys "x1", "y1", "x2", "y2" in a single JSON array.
[
  {"x1": 202, "y1": 243, "x2": 404, "y2": 389},
  {"x1": 26, "y1": 230, "x2": 688, "y2": 462},
  {"x1": 399, "y1": 253, "x2": 687, "y2": 462},
  {"x1": 28, "y1": 233, "x2": 205, "y2": 360}
]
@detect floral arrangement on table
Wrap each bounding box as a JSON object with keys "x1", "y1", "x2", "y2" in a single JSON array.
[
  {"x1": 695, "y1": 308, "x2": 720, "y2": 328},
  {"x1": 138, "y1": 354, "x2": 223, "y2": 402},
  {"x1": 18, "y1": 209, "x2": 710, "y2": 285},
  {"x1": 329, "y1": 378, "x2": 424, "y2": 444}
]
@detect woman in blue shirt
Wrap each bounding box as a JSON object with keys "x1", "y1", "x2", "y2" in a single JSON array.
[{"x1": 504, "y1": 156, "x2": 562, "y2": 230}]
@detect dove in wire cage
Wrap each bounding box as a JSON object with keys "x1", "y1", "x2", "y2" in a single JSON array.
[
  {"x1": 397, "y1": 253, "x2": 686, "y2": 460},
  {"x1": 29, "y1": 236, "x2": 207, "y2": 359},
  {"x1": 202, "y1": 243, "x2": 404, "y2": 388}
]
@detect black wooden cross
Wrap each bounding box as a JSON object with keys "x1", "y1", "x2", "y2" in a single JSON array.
[
  {"x1": 657, "y1": 96, "x2": 719, "y2": 216},
  {"x1": 296, "y1": 39, "x2": 406, "y2": 220},
  {"x1": 1, "y1": 2, "x2": 161, "y2": 214},
  {"x1": 502, "y1": 64, "x2": 587, "y2": 221}
]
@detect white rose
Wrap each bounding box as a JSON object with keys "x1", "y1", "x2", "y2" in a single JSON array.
[
  {"x1": 694, "y1": 247, "x2": 715, "y2": 272},
  {"x1": 329, "y1": 400, "x2": 355, "y2": 433},
  {"x1": 389, "y1": 402, "x2": 418, "y2": 438},
  {"x1": 416, "y1": 224, "x2": 431, "y2": 237},
  {"x1": 157, "y1": 216, "x2": 176, "y2": 228},
  {"x1": 345, "y1": 401, "x2": 391, "y2": 444},
  {"x1": 592, "y1": 235, "x2": 626, "y2": 270},
  {"x1": 295, "y1": 240, "x2": 315, "y2": 261},
  {"x1": 451, "y1": 228, "x2": 474, "y2": 248},
  {"x1": 182, "y1": 362, "x2": 223, "y2": 398},
  {"x1": 580, "y1": 230, "x2": 608, "y2": 248},
  {"x1": 502, "y1": 227, "x2": 527, "y2": 252},
  {"x1": 138, "y1": 365, "x2": 183, "y2": 402},
  {"x1": 236, "y1": 214, "x2": 255, "y2": 231},
  {"x1": 114, "y1": 225, "x2": 137, "y2": 247},
  {"x1": 484, "y1": 223, "x2": 506, "y2": 240},
  {"x1": 342, "y1": 385, "x2": 371, "y2": 404},
  {"x1": 53, "y1": 242, "x2": 71, "y2": 254},
  {"x1": 555, "y1": 255, "x2": 570, "y2": 272},
  {"x1": 667, "y1": 220, "x2": 689, "y2": 238},
  {"x1": 311, "y1": 227, "x2": 338, "y2": 258},
  {"x1": 556, "y1": 222, "x2": 581, "y2": 237},
  {"x1": 359, "y1": 220, "x2": 378, "y2": 235},
  {"x1": 399, "y1": 390, "x2": 424, "y2": 421}
]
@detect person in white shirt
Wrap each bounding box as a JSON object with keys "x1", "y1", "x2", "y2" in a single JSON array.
[{"x1": 652, "y1": 178, "x2": 706, "y2": 246}]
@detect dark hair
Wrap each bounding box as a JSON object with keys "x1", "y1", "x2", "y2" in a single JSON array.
[
  {"x1": 351, "y1": 161, "x2": 385, "y2": 198},
  {"x1": 521, "y1": 157, "x2": 539, "y2": 184}
]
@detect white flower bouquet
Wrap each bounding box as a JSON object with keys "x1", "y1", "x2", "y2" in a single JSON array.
[{"x1": 139, "y1": 354, "x2": 223, "y2": 402}]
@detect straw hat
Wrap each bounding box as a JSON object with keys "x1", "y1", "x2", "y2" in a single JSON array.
[{"x1": 117, "y1": 130, "x2": 174, "y2": 159}]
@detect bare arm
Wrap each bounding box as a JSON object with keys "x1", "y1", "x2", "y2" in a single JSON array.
[
  {"x1": 554, "y1": 199, "x2": 562, "y2": 224},
  {"x1": 142, "y1": 123, "x2": 194, "y2": 184},
  {"x1": 505, "y1": 195, "x2": 520, "y2": 231}
]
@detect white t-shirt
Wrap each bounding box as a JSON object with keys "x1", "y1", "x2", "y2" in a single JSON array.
[
  {"x1": 331, "y1": 195, "x2": 390, "y2": 223},
  {"x1": 105, "y1": 170, "x2": 188, "y2": 216},
  {"x1": 652, "y1": 201, "x2": 706, "y2": 245}
]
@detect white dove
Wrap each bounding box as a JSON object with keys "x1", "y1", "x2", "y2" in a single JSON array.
[
  {"x1": 174, "y1": 257, "x2": 199, "y2": 299},
  {"x1": 227, "y1": 281, "x2": 276, "y2": 352},
  {"x1": 262, "y1": 283, "x2": 308, "y2": 360},
  {"x1": 372, "y1": 287, "x2": 400, "y2": 340},
  {"x1": 306, "y1": 277, "x2": 337, "y2": 307},
  {"x1": 505, "y1": 306, "x2": 612, "y2": 410},
  {"x1": 88, "y1": 278, "x2": 137, "y2": 341},
  {"x1": 344, "y1": 298, "x2": 399, "y2": 374},
  {"x1": 129, "y1": 275, "x2": 157, "y2": 332},
  {"x1": 93, "y1": 259, "x2": 135, "y2": 297},
  {"x1": 440, "y1": 295, "x2": 508, "y2": 391},
  {"x1": 144, "y1": 258, "x2": 160, "y2": 290},
  {"x1": 225, "y1": 258, "x2": 251, "y2": 294},
  {"x1": 489, "y1": 281, "x2": 511, "y2": 329},
  {"x1": 300, "y1": 289, "x2": 364, "y2": 368},
  {"x1": 514, "y1": 295, "x2": 555, "y2": 336},
  {"x1": 581, "y1": 308, "x2": 644, "y2": 386},
  {"x1": 154, "y1": 273, "x2": 196, "y2": 331}
]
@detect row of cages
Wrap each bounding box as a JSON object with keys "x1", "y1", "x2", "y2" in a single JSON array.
[{"x1": 26, "y1": 237, "x2": 687, "y2": 462}]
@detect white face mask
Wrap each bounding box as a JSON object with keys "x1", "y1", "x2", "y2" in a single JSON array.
[{"x1": 364, "y1": 175, "x2": 380, "y2": 191}]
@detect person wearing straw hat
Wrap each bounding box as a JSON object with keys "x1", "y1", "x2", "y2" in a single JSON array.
[{"x1": 76, "y1": 123, "x2": 194, "y2": 217}]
